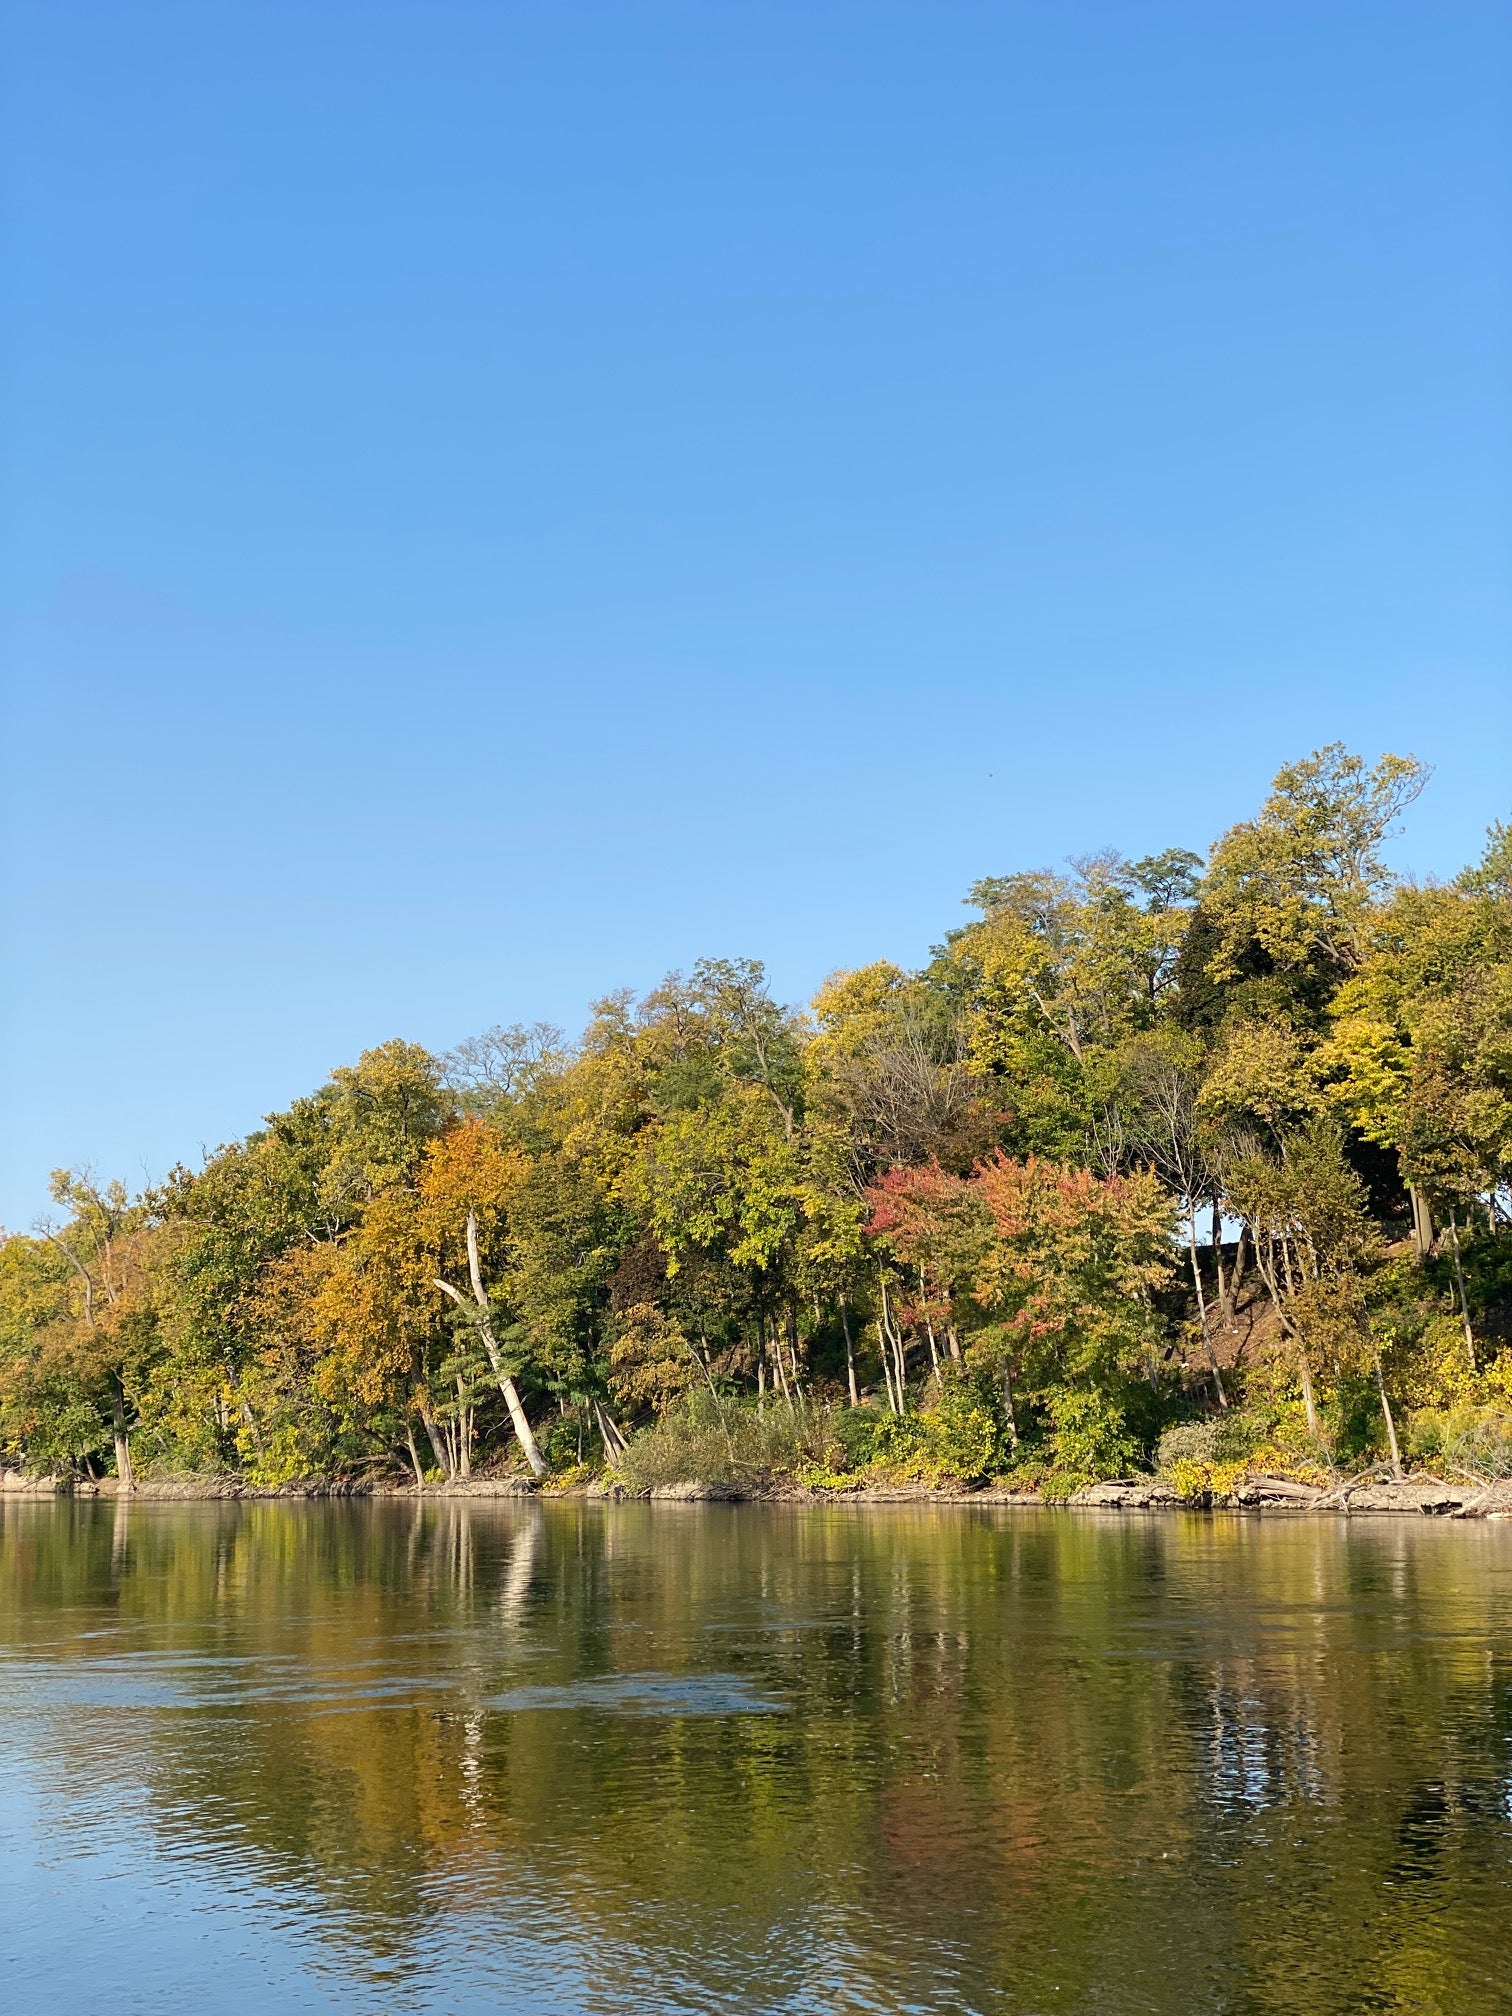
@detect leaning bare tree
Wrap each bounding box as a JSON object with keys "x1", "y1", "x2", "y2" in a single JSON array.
[{"x1": 434, "y1": 1210, "x2": 548, "y2": 1478}]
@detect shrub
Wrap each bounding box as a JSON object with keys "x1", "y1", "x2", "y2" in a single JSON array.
[
  {"x1": 829, "y1": 1403, "x2": 897, "y2": 1471},
  {"x1": 1408, "y1": 1402, "x2": 1512, "y2": 1480},
  {"x1": 826, "y1": 1379, "x2": 1002, "y2": 1485},
  {"x1": 541, "y1": 1414, "x2": 591, "y2": 1470},
  {"x1": 1043, "y1": 1387, "x2": 1137, "y2": 1485},
  {"x1": 917, "y1": 1379, "x2": 1001, "y2": 1482},
  {"x1": 541, "y1": 1460, "x2": 597, "y2": 1495},
  {"x1": 1164, "y1": 1457, "x2": 1212, "y2": 1504},
  {"x1": 615, "y1": 1392, "x2": 837, "y2": 1492},
  {"x1": 859, "y1": 1409, "x2": 927, "y2": 1469},
  {"x1": 1156, "y1": 1420, "x2": 1223, "y2": 1471}
]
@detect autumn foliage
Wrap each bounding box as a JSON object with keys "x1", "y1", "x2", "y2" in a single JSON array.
[{"x1": 1, "y1": 752, "x2": 1509, "y2": 1489}]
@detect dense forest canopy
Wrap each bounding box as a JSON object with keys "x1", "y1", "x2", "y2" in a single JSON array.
[{"x1": 4, "y1": 745, "x2": 1510, "y2": 1493}]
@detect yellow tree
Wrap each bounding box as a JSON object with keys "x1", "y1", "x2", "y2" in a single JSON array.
[
  {"x1": 37, "y1": 1172, "x2": 160, "y2": 1488},
  {"x1": 1203, "y1": 745, "x2": 1427, "y2": 982}
]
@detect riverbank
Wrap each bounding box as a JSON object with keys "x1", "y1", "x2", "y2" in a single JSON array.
[{"x1": 6, "y1": 1469, "x2": 1511, "y2": 1516}]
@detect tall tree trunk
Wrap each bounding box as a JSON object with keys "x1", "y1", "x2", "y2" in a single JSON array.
[
  {"x1": 1002, "y1": 1358, "x2": 1020, "y2": 1451},
  {"x1": 919, "y1": 1269, "x2": 942, "y2": 1385},
  {"x1": 1227, "y1": 1225, "x2": 1249, "y2": 1319},
  {"x1": 594, "y1": 1400, "x2": 629, "y2": 1463},
  {"x1": 878, "y1": 1317, "x2": 898, "y2": 1416},
  {"x1": 1446, "y1": 1206, "x2": 1476, "y2": 1370},
  {"x1": 419, "y1": 1403, "x2": 450, "y2": 1478},
  {"x1": 1254, "y1": 1235, "x2": 1319, "y2": 1442},
  {"x1": 239, "y1": 1397, "x2": 266, "y2": 1464},
  {"x1": 1279, "y1": 1234, "x2": 1298, "y2": 1301},
  {"x1": 879, "y1": 1275, "x2": 906, "y2": 1411},
  {"x1": 767, "y1": 1318, "x2": 791, "y2": 1402},
  {"x1": 455, "y1": 1375, "x2": 472, "y2": 1478},
  {"x1": 1212, "y1": 1198, "x2": 1233, "y2": 1327},
  {"x1": 109, "y1": 1370, "x2": 133, "y2": 1492},
  {"x1": 1187, "y1": 1210, "x2": 1227, "y2": 1408},
  {"x1": 405, "y1": 1426, "x2": 425, "y2": 1489},
  {"x1": 839, "y1": 1296, "x2": 859, "y2": 1407},
  {"x1": 1373, "y1": 1350, "x2": 1403, "y2": 1478},
  {"x1": 1409, "y1": 1183, "x2": 1435, "y2": 1261},
  {"x1": 433, "y1": 1212, "x2": 548, "y2": 1478},
  {"x1": 1297, "y1": 1347, "x2": 1320, "y2": 1442}
]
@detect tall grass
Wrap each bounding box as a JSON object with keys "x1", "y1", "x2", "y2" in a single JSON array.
[{"x1": 615, "y1": 1392, "x2": 839, "y2": 1492}]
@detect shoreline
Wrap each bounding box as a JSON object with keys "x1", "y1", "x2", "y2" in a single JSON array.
[{"x1": 4, "y1": 1471, "x2": 1510, "y2": 1518}]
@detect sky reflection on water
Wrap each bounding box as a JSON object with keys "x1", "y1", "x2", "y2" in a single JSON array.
[{"x1": 3, "y1": 1499, "x2": 1512, "y2": 2014}]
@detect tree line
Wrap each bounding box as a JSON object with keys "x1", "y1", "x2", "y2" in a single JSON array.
[{"x1": 3, "y1": 744, "x2": 1509, "y2": 1491}]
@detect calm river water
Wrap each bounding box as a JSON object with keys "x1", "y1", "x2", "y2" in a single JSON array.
[{"x1": 2, "y1": 1499, "x2": 1511, "y2": 2013}]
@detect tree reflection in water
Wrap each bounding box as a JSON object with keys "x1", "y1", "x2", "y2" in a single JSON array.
[{"x1": 2, "y1": 1499, "x2": 1512, "y2": 2014}]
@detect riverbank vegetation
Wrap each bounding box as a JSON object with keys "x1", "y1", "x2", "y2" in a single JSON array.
[{"x1": 3, "y1": 745, "x2": 1510, "y2": 1498}]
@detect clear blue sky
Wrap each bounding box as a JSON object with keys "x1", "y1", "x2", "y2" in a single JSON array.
[{"x1": 2, "y1": 1, "x2": 1509, "y2": 1229}]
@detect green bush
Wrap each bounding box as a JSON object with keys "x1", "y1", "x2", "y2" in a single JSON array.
[
  {"x1": 917, "y1": 1379, "x2": 1001, "y2": 1482},
  {"x1": 1043, "y1": 1387, "x2": 1137, "y2": 1484},
  {"x1": 825, "y1": 1379, "x2": 1003, "y2": 1484},
  {"x1": 829, "y1": 1402, "x2": 897, "y2": 1471},
  {"x1": 540, "y1": 1413, "x2": 591, "y2": 1470}
]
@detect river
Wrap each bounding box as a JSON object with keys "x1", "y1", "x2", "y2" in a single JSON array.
[{"x1": 2, "y1": 1498, "x2": 1510, "y2": 2012}]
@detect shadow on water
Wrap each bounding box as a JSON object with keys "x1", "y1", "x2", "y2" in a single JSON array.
[{"x1": 3, "y1": 1497, "x2": 1512, "y2": 2013}]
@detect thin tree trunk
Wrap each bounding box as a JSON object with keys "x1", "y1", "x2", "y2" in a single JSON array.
[
  {"x1": 405, "y1": 1426, "x2": 425, "y2": 1489},
  {"x1": 919, "y1": 1269, "x2": 942, "y2": 1384},
  {"x1": 239, "y1": 1398, "x2": 266, "y2": 1464},
  {"x1": 1187, "y1": 1210, "x2": 1227, "y2": 1408},
  {"x1": 1446, "y1": 1206, "x2": 1476, "y2": 1370},
  {"x1": 1373, "y1": 1350, "x2": 1403, "y2": 1478},
  {"x1": 419, "y1": 1403, "x2": 450, "y2": 1478},
  {"x1": 455, "y1": 1374, "x2": 472, "y2": 1478},
  {"x1": 109, "y1": 1370, "x2": 133, "y2": 1492},
  {"x1": 839, "y1": 1296, "x2": 859, "y2": 1408},
  {"x1": 1253, "y1": 1237, "x2": 1320, "y2": 1442},
  {"x1": 878, "y1": 1318, "x2": 898, "y2": 1416},
  {"x1": 879, "y1": 1276, "x2": 906, "y2": 1411},
  {"x1": 433, "y1": 1212, "x2": 548, "y2": 1477},
  {"x1": 1297, "y1": 1347, "x2": 1320, "y2": 1442},
  {"x1": 1002, "y1": 1359, "x2": 1019, "y2": 1451},
  {"x1": 594, "y1": 1400, "x2": 629, "y2": 1463},
  {"x1": 767, "y1": 1319, "x2": 790, "y2": 1402},
  {"x1": 1228, "y1": 1225, "x2": 1249, "y2": 1315},
  {"x1": 1409, "y1": 1183, "x2": 1435, "y2": 1261},
  {"x1": 1212, "y1": 1199, "x2": 1232, "y2": 1326},
  {"x1": 691, "y1": 1334, "x2": 721, "y2": 1401}
]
